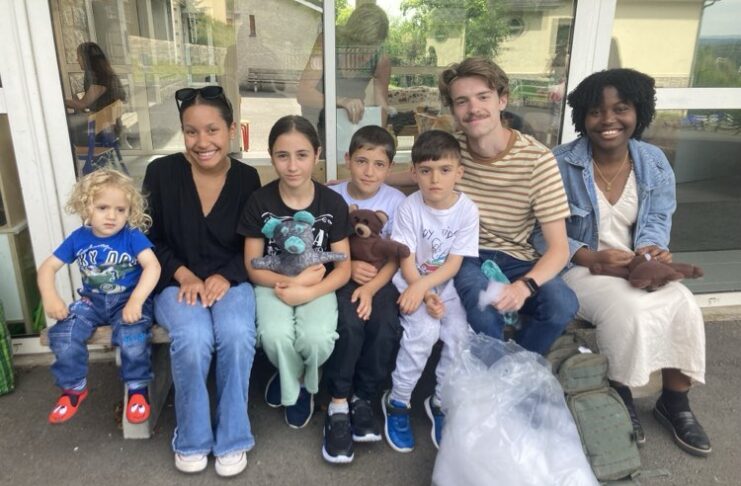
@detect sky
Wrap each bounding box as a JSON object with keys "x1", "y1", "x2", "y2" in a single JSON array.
[{"x1": 700, "y1": 0, "x2": 741, "y2": 37}]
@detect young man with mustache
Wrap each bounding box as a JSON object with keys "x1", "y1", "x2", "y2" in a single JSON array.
[{"x1": 439, "y1": 57, "x2": 577, "y2": 355}]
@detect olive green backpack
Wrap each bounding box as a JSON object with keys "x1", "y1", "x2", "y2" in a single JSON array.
[{"x1": 547, "y1": 332, "x2": 642, "y2": 483}]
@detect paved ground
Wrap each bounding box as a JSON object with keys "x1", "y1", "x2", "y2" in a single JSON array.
[{"x1": 1, "y1": 321, "x2": 739, "y2": 485}]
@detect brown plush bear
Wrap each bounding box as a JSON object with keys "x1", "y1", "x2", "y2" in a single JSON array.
[
  {"x1": 590, "y1": 253, "x2": 703, "y2": 291},
  {"x1": 348, "y1": 205, "x2": 410, "y2": 269}
]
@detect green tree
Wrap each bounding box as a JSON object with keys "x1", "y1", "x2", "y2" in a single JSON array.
[
  {"x1": 336, "y1": 0, "x2": 353, "y2": 26},
  {"x1": 386, "y1": 16, "x2": 428, "y2": 67},
  {"x1": 400, "y1": 0, "x2": 510, "y2": 58}
]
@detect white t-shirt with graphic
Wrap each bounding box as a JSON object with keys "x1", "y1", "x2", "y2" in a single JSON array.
[
  {"x1": 391, "y1": 190, "x2": 479, "y2": 294},
  {"x1": 331, "y1": 181, "x2": 406, "y2": 237}
]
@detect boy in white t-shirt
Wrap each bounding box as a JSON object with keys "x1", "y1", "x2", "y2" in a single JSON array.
[
  {"x1": 383, "y1": 130, "x2": 479, "y2": 453},
  {"x1": 322, "y1": 126, "x2": 406, "y2": 464}
]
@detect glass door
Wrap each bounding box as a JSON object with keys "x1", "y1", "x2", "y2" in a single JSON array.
[{"x1": 49, "y1": 0, "x2": 241, "y2": 179}]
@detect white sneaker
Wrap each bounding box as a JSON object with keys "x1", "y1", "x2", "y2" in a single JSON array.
[
  {"x1": 215, "y1": 451, "x2": 247, "y2": 477},
  {"x1": 174, "y1": 453, "x2": 207, "y2": 474}
]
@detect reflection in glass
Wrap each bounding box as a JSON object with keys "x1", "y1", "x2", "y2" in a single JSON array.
[
  {"x1": 338, "y1": 0, "x2": 578, "y2": 158},
  {"x1": 298, "y1": 3, "x2": 391, "y2": 159},
  {"x1": 611, "y1": 0, "x2": 741, "y2": 88},
  {"x1": 51, "y1": 0, "x2": 240, "y2": 178},
  {"x1": 644, "y1": 110, "x2": 741, "y2": 254},
  {"x1": 237, "y1": 0, "x2": 319, "y2": 156}
]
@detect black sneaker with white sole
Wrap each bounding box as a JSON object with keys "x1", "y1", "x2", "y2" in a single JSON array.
[
  {"x1": 322, "y1": 411, "x2": 354, "y2": 464},
  {"x1": 350, "y1": 398, "x2": 382, "y2": 442}
]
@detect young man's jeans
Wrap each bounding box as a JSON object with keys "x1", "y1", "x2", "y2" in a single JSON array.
[
  {"x1": 454, "y1": 250, "x2": 578, "y2": 355},
  {"x1": 48, "y1": 289, "x2": 153, "y2": 390},
  {"x1": 154, "y1": 282, "x2": 256, "y2": 457},
  {"x1": 324, "y1": 280, "x2": 402, "y2": 401}
]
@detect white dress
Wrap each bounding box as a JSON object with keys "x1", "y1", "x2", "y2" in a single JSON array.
[{"x1": 562, "y1": 170, "x2": 706, "y2": 387}]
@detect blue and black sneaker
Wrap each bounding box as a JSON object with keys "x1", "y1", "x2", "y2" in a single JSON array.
[
  {"x1": 322, "y1": 411, "x2": 354, "y2": 464},
  {"x1": 424, "y1": 396, "x2": 444, "y2": 449},
  {"x1": 285, "y1": 387, "x2": 314, "y2": 429},
  {"x1": 264, "y1": 372, "x2": 281, "y2": 408},
  {"x1": 382, "y1": 390, "x2": 414, "y2": 453}
]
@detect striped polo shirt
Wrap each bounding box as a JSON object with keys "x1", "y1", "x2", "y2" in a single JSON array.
[{"x1": 456, "y1": 129, "x2": 570, "y2": 261}]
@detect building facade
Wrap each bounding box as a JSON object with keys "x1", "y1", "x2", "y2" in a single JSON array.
[{"x1": 1, "y1": 0, "x2": 740, "y2": 353}]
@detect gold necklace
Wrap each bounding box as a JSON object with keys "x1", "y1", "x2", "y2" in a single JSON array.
[{"x1": 592, "y1": 152, "x2": 630, "y2": 192}]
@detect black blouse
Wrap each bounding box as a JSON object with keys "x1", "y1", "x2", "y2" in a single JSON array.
[{"x1": 143, "y1": 153, "x2": 261, "y2": 294}]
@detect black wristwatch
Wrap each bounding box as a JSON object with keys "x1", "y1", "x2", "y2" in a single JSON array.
[{"x1": 518, "y1": 277, "x2": 540, "y2": 296}]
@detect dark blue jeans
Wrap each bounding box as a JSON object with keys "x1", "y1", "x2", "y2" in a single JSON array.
[
  {"x1": 48, "y1": 290, "x2": 153, "y2": 390},
  {"x1": 454, "y1": 250, "x2": 578, "y2": 355}
]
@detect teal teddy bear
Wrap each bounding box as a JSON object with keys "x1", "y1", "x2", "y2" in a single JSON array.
[{"x1": 251, "y1": 211, "x2": 347, "y2": 276}]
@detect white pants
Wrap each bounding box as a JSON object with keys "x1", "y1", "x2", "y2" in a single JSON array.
[{"x1": 390, "y1": 277, "x2": 468, "y2": 404}]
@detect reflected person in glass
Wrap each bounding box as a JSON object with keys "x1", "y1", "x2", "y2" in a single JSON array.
[
  {"x1": 297, "y1": 3, "x2": 392, "y2": 141},
  {"x1": 533, "y1": 68, "x2": 711, "y2": 457},
  {"x1": 65, "y1": 42, "x2": 127, "y2": 145}
]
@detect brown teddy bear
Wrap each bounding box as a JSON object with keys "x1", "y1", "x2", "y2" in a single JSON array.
[
  {"x1": 348, "y1": 205, "x2": 410, "y2": 269},
  {"x1": 590, "y1": 253, "x2": 703, "y2": 291}
]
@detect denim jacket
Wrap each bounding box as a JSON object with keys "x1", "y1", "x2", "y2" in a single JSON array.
[{"x1": 532, "y1": 137, "x2": 676, "y2": 267}]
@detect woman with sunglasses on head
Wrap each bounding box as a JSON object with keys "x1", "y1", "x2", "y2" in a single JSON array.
[
  {"x1": 534, "y1": 69, "x2": 710, "y2": 457},
  {"x1": 142, "y1": 86, "x2": 261, "y2": 476}
]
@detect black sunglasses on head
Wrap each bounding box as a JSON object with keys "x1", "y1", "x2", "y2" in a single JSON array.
[{"x1": 175, "y1": 86, "x2": 231, "y2": 112}]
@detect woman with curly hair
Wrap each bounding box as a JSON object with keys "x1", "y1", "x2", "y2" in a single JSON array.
[{"x1": 535, "y1": 68, "x2": 711, "y2": 456}]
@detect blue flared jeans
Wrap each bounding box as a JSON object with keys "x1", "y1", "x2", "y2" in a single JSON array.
[{"x1": 154, "y1": 282, "x2": 257, "y2": 457}]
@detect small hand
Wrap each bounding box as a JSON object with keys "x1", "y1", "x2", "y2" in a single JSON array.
[
  {"x1": 595, "y1": 249, "x2": 635, "y2": 266},
  {"x1": 122, "y1": 299, "x2": 143, "y2": 324},
  {"x1": 274, "y1": 282, "x2": 314, "y2": 306},
  {"x1": 424, "y1": 292, "x2": 445, "y2": 319},
  {"x1": 351, "y1": 261, "x2": 378, "y2": 286},
  {"x1": 636, "y1": 245, "x2": 672, "y2": 263},
  {"x1": 339, "y1": 97, "x2": 365, "y2": 124},
  {"x1": 293, "y1": 264, "x2": 326, "y2": 287},
  {"x1": 493, "y1": 281, "x2": 530, "y2": 313},
  {"x1": 203, "y1": 274, "x2": 230, "y2": 307},
  {"x1": 44, "y1": 296, "x2": 69, "y2": 321},
  {"x1": 178, "y1": 274, "x2": 206, "y2": 306},
  {"x1": 397, "y1": 281, "x2": 427, "y2": 315},
  {"x1": 351, "y1": 285, "x2": 375, "y2": 321}
]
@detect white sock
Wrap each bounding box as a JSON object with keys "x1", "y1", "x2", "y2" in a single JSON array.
[
  {"x1": 328, "y1": 401, "x2": 349, "y2": 416},
  {"x1": 71, "y1": 379, "x2": 87, "y2": 392}
]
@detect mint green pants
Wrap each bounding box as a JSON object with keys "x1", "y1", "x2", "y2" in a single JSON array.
[{"x1": 254, "y1": 286, "x2": 339, "y2": 406}]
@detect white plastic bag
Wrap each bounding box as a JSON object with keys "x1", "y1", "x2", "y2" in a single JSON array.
[{"x1": 432, "y1": 332, "x2": 598, "y2": 486}]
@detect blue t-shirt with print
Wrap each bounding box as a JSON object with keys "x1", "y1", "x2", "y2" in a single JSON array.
[{"x1": 53, "y1": 226, "x2": 154, "y2": 294}]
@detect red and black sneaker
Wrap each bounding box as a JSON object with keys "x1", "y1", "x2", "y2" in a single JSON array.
[
  {"x1": 126, "y1": 389, "x2": 150, "y2": 424},
  {"x1": 48, "y1": 389, "x2": 89, "y2": 424}
]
